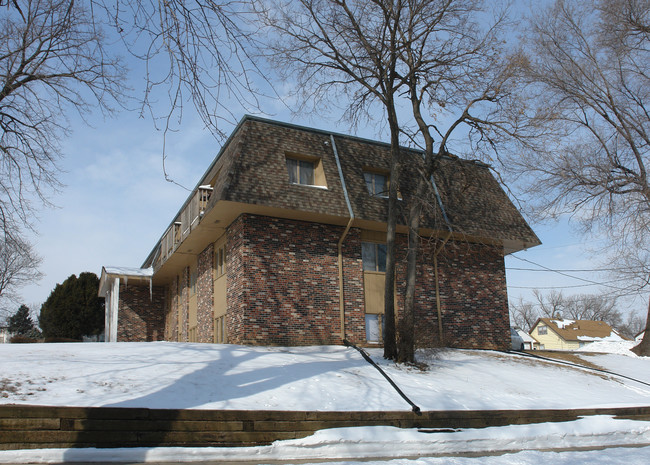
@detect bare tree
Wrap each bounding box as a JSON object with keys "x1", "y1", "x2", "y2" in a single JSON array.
[
  {"x1": 510, "y1": 289, "x2": 624, "y2": 334},
  {"x1": 0, "y1": 0, "x2": 126, "y2": 236},
  {"x1": 257, "y1": 0, "x2": 414, "y2": 359},
  {"x1": 563, "y1": 293, "x2": 622, "y2": 327},
  {"x1": 509, "y1": 297, "x2": 539, "y2": 331},
  {"x1": 93, "y1": 0, "x2": 272, "y2": 186},
  {"x1": 618, "y1": 308, "x2": 646, "y2": 339},
  {"x1": 260, "y1": 0, "x2": 527, "y2": 362},
  {"x1": 511, "y1": 0, "x2": 650, "y2": 354},
  {"x1": 0, "y1": 236, "x2": 42, "y2": 321},
  {"x1": 394, "y1": 0, "x2": 525, "y2": 362},
  {"x1": 532, "y1": 289, "x2": 566, "y2": 319}
]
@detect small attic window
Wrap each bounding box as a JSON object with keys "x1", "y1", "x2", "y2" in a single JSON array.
[
  {"x1": 537, "y1": 325, "x2": 547, "y2": 335},
  {"x1": 286, "y1": 153, "x2": 327, "y2": 188},
  {"x1": 364, "y1": 171, "x2": 389, "y2": 197}
]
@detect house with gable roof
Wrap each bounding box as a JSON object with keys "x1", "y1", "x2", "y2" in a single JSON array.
[
  {"x1": 529, "y1": 318, "x2": 630, "y2": 351},
  {"x1": 98, "y1": 116, "x2": 540, "y2": 349}
]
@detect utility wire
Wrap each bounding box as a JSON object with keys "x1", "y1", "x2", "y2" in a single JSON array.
[
  {"x1": 509, "y1": 255, "x2": 635, "y2": 292},
  {"x1": 509, "y1": 277, "x2": 634, "y2": 290},
  {"x1": 508, "y1": 266, "x2": 630, "y2": 273}
]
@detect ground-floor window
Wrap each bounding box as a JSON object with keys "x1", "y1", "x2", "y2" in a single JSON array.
[
  {"x1": 365, "y1": 314, "x2": 384, "y2": 343},
  {"x1": 214, "y1": 315, "x2": 227, "y2": 343}
]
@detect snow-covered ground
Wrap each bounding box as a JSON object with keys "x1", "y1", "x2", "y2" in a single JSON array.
[
  {"x1": 1, "y1": 341, "x2": 649, "y2": 463},
  {"x1": 2, "y1": 342, "x2": 650, "y2": 410}
]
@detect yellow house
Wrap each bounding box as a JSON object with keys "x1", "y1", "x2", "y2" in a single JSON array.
[{"x1": 529, "y1": 318, "x2": 629, "y2": 351}]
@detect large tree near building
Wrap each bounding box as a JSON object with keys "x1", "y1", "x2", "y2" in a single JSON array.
[
  {"x1": 510, "y1": 0, "x2": 650, "y2": 355},
  {"x1": 259, "y1": 0, "x2": 530, "y2": 362},
  {"x1": 39, "y1": 272, "x2": 104, "y2": 340},
  {"x1": 257, "y1": 0, "x2": 411, "y2": 359}
]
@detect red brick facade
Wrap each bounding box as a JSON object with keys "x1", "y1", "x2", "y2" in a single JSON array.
[
  {"x1": 196, "y1": 244, "x2": 215, "y2": 343},
  {"x1": 222, "y1": 214, "x2": 509, "y2": 349},
  {"x1": 107, "y1": 118, "x2": 533, "y2": 350},
  {"x1": 124, "y1": 213, "x2": 509, "y2": 349},
  {"x1": 116, "y1": 284, "x2": 165, "y2": 342}
]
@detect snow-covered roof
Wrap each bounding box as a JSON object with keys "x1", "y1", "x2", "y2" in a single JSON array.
[
  {"x1": 103, "y1": 266, "x2": 153, "y2": 277},
  {"x1": 513, "y1": 327, "x2": 537, "y2": 343},
  {"x1": 98, "y1": 266, "x2": 154, "y2": 297},
  {"x1": 551, "y1": 319, "x2": 575, "y2": 329}
]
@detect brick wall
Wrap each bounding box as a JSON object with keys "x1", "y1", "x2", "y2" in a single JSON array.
[
  {"x1": 341, "y1": 228, "x2": 365, "y2": 343},
  {"x1": 117, "y1": 283, "x2": 165, "y2": 342},
  {"x1": 165, "y1": 276, "x2": 180, "y2": 341},
  {"x1": 225, "y1": 214, "x2": 509, "y2": 349},
  {"x1": 197, "y1": 244, "x2": 215, "y2": 343},
  {"x1": 433, "y1": 241, "x2": 510, "y2": 350},
  {"x1": 180, "y1": 268, "x2": 189, "y2": 342},
  {"x1": 226, "y1": 214, "x2": 348, "y2": 345}
]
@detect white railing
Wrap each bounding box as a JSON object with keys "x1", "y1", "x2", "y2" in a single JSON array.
[{"x1": 155, "y1": 186, "x2": 213, "y2": 269}]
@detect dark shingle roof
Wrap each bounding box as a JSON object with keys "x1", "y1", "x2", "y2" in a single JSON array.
[
  {"x1": 207, "y1": 116, "x2": 539, "y2": 249},
  {"x1": 144, "y1": 115, "x2": 540, "y2": 266}
]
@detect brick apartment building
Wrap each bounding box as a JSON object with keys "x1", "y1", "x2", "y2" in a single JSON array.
[{"x1": 98, "y1": 116, "x2": 540, "y2": 349}]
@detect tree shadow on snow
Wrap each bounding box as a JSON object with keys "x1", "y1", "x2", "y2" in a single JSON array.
[{"x1": 63, "y1": 344, "x2": 366, "y2": 461}]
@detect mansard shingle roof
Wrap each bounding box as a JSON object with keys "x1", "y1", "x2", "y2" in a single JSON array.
[{"x1": 144, "y1": 115, "x2": 540, "y2": 268}]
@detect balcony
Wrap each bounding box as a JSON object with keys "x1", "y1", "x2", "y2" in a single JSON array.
[{"x1": 154, "y1": 185, "x2": 213, "y2": 270}]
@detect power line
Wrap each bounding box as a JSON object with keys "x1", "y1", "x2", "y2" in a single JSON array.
[
  {"x1": 507, "y1": 266, "x2": 628, "y2": 273},
  {"x1": 508, "y1": 277, "x2": 634, "y2": 290},
  {"x1": 509, "y1": 255, "x2": 630, "y2": 291}
]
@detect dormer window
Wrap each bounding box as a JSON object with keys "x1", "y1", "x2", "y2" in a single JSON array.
[
  {"x1": 285, "y1": 153, "x2": 327, "y2": 188},
  {"x1": 287, "y1": 157, "x2": 315, "y2": 185},
  {"x1": 364, "y1": 171, "x2": 389, "y2": 197}
]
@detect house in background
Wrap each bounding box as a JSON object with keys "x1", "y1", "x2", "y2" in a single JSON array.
[
  {"x1": 529, "y1": 318, "x2": 629, "y2": 351},
  {"x1": 99, "y1": 116, "x2": 540, "y2": 349}
]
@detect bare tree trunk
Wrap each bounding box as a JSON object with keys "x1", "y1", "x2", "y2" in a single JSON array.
[
  {"x1": 397, "y1": 195, "x2": 423, "y2": 363},
  {"x1": 631, "y1": 294, "x2": 650, "y2": 356},
  {"x1": 383, "y1": 109, "x2": 400, "y2": 360}
]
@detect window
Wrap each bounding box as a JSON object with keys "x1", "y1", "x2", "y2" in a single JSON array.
[
  {"x1": 285, "y1": 154, "x2": 327, "y2": 188},
  {"x1": 362, "y1": 242, "x2": 387, "y2": 272},
  {"x1": 366, "y1": 314, "x2": 380, "y2": 342},
  {"x1": 190, "y1": 267, "x2": 197, "y2": 296},
  {"x1": 214, "y1": 315, "x2": 227, "y2": 343},
  {"x1": 215, "y1": 245, "x2": 226, "y2": 278},
  {"x1": 286, "y1": 157, "x2": 315, "y2": 185},
  {"x1": 364, "y1": 172, "x2": 389, "y2": 197},
  {"x1": 537, "y1": 325, "x2": 547, "y2": 335}
]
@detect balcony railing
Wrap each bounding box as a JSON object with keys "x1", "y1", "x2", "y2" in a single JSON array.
[{"x1": 155, "y1": 185, "x2": 213, "y2": 269}]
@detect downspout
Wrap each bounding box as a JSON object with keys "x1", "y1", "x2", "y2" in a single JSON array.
[
  {"x1": 331, "y1": 135, "x2": 355, "y2": 340},
  {"x1": 431, "y1": 175, "x2": 453, "y2": 345}
]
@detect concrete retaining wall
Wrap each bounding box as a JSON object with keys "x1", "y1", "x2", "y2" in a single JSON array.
[{"x1": 1, "y1": 405, "x2": 649, "y2": 450}]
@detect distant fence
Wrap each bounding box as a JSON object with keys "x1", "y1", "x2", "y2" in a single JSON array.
[{"x1": 1, "y1": 405, "x2": 650, "y2": 450}]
